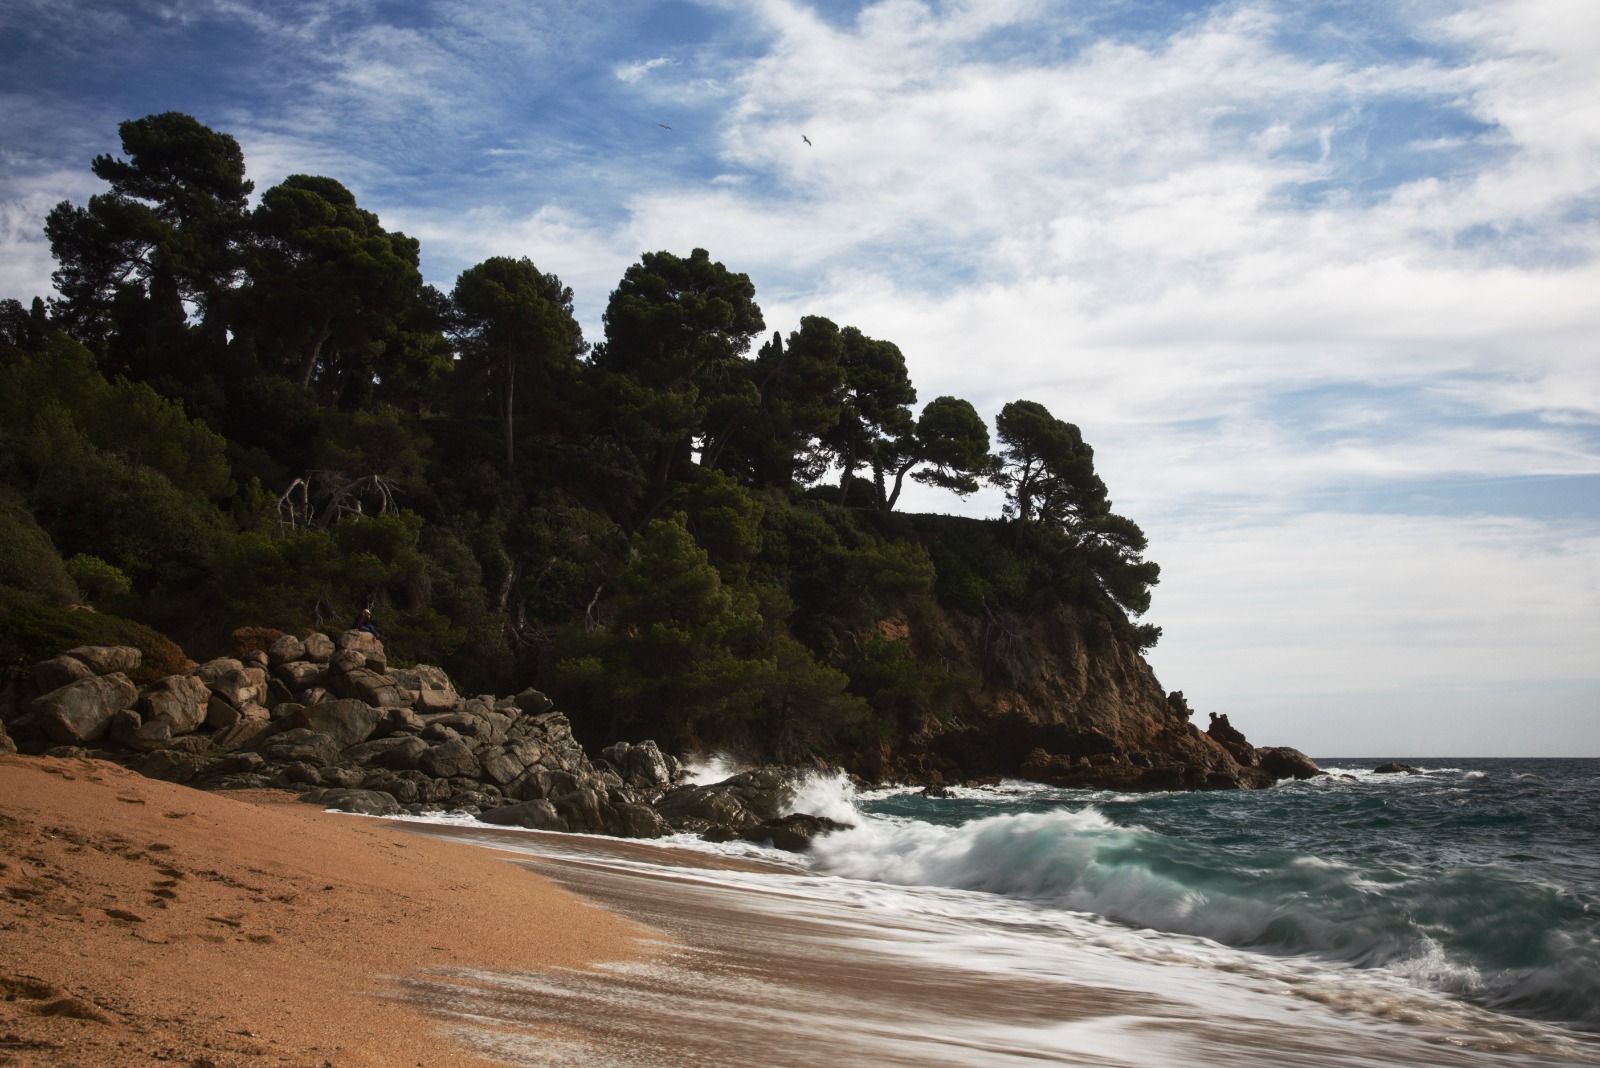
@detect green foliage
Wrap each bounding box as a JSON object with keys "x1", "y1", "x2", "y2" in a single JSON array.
[
  {"x1": 5, "y1": 111, "x2": 1174, "y2": 766},
  {"x1": 0, "y1": 593, "x2": 188, "y2": 686},
  {"x1": 65, "y1": 555, "x2": 132, "y2": 602},
  {"x1": 0, "y1": 490, "x2": 77, "y2": 603}
]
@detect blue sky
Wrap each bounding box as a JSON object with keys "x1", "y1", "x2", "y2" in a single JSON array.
[{"x1": 2, "y1": 0, "x2": 1596, "y2": 756}]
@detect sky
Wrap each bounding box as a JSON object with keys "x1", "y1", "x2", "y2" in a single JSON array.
[{"x1": 1, "y1": 0, "x2": 1596, "y2": 757}]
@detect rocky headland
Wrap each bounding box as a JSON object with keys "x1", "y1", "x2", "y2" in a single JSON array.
[{"x1": 0, "y1": 624, "x2": 1319, "y2": 848}]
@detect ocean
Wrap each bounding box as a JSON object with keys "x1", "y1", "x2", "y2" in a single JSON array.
[{"x1": 397, "y1": 758, "x2": 1600, "y2": 1067}]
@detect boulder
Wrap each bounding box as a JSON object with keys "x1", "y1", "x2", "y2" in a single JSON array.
[
  {"x1": 511, "y1": 687, "x2": 555, "y2": 715},
  {"x1": 242, "y1": 650, "x2": 269, "y2": 669},
  {"x1": 331, "y1": 668, "x2": 411, "y2": 709},
  {"x1": 212, "y1": 713, "x2": 274, "y2": 753},
  {"x1": 418, "y1": 738, "x2": 480, "y2": 780},
  {"x1": 31, "y1": 673, "x2": 138, "y2": 745},
  {"x1": 655, "y1": 767, "x2": 794, "y2": 829},
  {"x1": 301, "y1": 632, "x2": 335, "y2": 663},
  {"x1": 299, "y1": 787, "x2": 400, "y2": 817},
  {"x1": 33, "y1": 655, "x2": 95, "y2": 692},
  {"x1": 395, "y1": 664, "x2": 460, "y2": 712},
  {"x1": 1257, "y1": 747, "x2": 1322, "y2": 781},
  {"x1": 553, "y1": 787, "x2": 609, "y2": 833},
  {"x1": 479, "y1": 749, "x2": 526, "y2": 787},
  {"x1": 140, "y1": 674, "x2": 212, "y2": 735},
  {"x1": 335, "y1": 630, "x2": 386, "y2": 670},
  {"x1": 194, "y1": 657, "x2": 244, "y2": 686},
  {"x1": 479, "y1": 799, "x2": 566, "y2": 831},
  {"x1": 290, "y1": 699, "x2": 382, "y2": 747},
  {"x1": 600, "y1": 740, "x2": 675, "y2": 790},
  {"x1": 342, "y1": 735, "x2": 429, "y2": 771},
  {"x1": 0, "y1": 718, "x2": 15, "y2": 755},
  {"x1": 1373, "y1": 762, "x2": 1419, "y2": 775},
  {"x1": 259, "y1": 728, "x2": 342, "y2": 768},
  {"x1": 608, "y1": 803, "x2": 668, "y2": 839},
  {"x1": 376, "y1": 706, "x2": 426, "y2": 736},
  {"x1": 739, "y1": 813, "x2": 851, "y2": 853},
  {"x1": 63, "y1": 645, "x2": 142, "y2": 676},
  {"x1": 267, "y1": 634, "x2": 306, "y2": 666},
  {"x1": 273, "y1": 661, "x2": 328, "y2": 692},
  {"x1": 330, "y1": 649, "x2": 366, "y2": 675}
]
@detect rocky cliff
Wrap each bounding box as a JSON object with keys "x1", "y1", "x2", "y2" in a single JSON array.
[
  {"x1": 0, "y1": 621, "x2": 1318, "y2": 853},
  {"x1": 848, "y1": 601, "x2": 1316, "y2": 790}
]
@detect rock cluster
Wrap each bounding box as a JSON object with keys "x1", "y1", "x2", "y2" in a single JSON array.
[{"x1": 0, "y1": 636, "x2": 845, "y2": 851}]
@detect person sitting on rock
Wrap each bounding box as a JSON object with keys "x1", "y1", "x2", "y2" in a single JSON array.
[{"x1": 353, "y1": 608, "x2": 382, "y2": 639}]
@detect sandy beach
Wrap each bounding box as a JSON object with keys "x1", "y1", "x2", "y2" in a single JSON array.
[{"x1": 0, "y1": 754, "x2": 650, "y2": 1067}]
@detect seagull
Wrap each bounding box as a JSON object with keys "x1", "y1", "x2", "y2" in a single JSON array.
[
  {"x1": 801, "y1": 134, "x2": 812, "y2": 146},
  {"x1": 658, "y1": 122, "x2": 672, "y2": 130}
]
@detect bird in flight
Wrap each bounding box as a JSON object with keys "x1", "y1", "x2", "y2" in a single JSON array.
[
  {"x1": 801, "y1": 134, "x2": 812, "y2": 146},
  {"x1": 658, "y1": 122, "x2": 672, "y2": 130}
]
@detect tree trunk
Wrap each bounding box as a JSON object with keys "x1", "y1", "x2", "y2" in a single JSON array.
[
  {"x1": 885, "y1": 457, "x2": 918, "y2": 512},
  {"x1": 502, "y1": 359, "x2": 516, "y2": 472},
  {"x1": 838, "y1": 434, "x2": 858, "y2": 506},
  {"x1": 298, "y1": 315, "x2": 333, "y2": 389}
]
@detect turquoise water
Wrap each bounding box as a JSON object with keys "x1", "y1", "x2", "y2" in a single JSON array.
[{"x1": 819, "y1": 759, "x2": 1600, "y2": 1032}]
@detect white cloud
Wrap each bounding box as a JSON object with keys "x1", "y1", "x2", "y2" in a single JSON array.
[{"x1": 615, "y1": 56, "x2": 673, "y2": 83}]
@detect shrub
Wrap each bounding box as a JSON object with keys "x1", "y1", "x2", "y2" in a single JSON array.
[{"x1": 0, "y1": 594, "x2": 189, "y2": 685}]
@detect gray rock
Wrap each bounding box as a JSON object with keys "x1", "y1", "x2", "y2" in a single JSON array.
[
  {"x1": 299, "y1": 787, "x2": 399, "y2": 816},
  {"x1": 299, "y1": 686, "x2": 332, "y2": 706},
  {"x1": 335, "y1": 630, "x2": 386, "y2": 670},
  {"x1": 1257, "y1": 747, "x2": 1322, "y2": 781},
  {"x1": 0, "y1": 718, "x2": 16, "y2": 755},
  {"x1": 419, "y1": 738, "x2": 480, "y2": 779},
  {"x1": 601, "y1": 740, "x2": 675, "y2": 790},
  {"x1": 330, "y1": 649, "x2": 366, "y2": 675},
  {"x1": 376, "y1": 707, "x2": 426, "y2": 736},
  {"x1": 342, "y1": 735, "x2": 429, "y2": 770},
  {"x1": 207, "y1": 751, "x2": 265, "y2": 777},
  {"x1": 507, "y1": 767, "x2": 581, "y2": 802},
  {"x1": 63, "y1": 645, "x2": 142, "y2": 676},
  {"x1": 259, "y1": 728, "x2": 342, "y2": 767},
  {"x1": 395, "y1": 664, "x2": 459, "y2": 712},
  {"x1": 33, "y1": 655, "x2": 94, "y2": 692},
  {"x1": 1373, "y1": 761, "x2": 1420, "y2": 775},
  {"x1": 277, "y1": 762, "x2": 323, "y2": 786},
  {"x1": 331, "y1": 668, "x2": 410, "y2": 708},
  {"x1": 479, "y1": 799, "x2": 566, "y2": 831},
  {"x1": 195, "y1": 657, "x2": 244, "y2": 686},
  {"x1": 479, "y1": 750, "x2": 525, "y2": 787},
  {"x1": 141, "y1": 674, "x2": 212, "y2": 735},
  {"x1": 267, "y1": 634, "x2": 306, "y2": 665},
  {"x1": 242, "y1": 650, "x2": 269, "y2": 669},
  {"x1": 610, "y1": 803, "x2": 668, "y2": 839},
  {"x1": 301, "y1": 632, "x2": 335, "y2": 663},
  {"x1": 553, "y1": 787, "x2": 609, "y2": 832},
  {"x1": 212, "y1": 715, "x2": 274, "y2": 752},
  {"x1": 315, "y1": 765, "x2": 364, "y2": 788},
  {"x1": 31, "y1": 673, "x2": 138, "y2": 745},
  {"x1": 273, "y1": 661, "x2": 327, "y2": 692},
  {"x1": 512, "y1": 687, "x2": 555, "y2": 715},
  {"x1": 738, "y1": 813, "x2": 851, "y2": 853},
  {"x1": 290, "y1": 699, "x2": 382, "y2": 747}
]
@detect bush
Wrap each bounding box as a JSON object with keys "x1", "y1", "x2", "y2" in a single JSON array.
[
  {"x1": 65, "y1": 554, "x2": 132, "y2": 602},
  {"x1": 0, "y1": 491, "x2": 76, "y2": 603},
  {"x1": 0, "y1": 594, "x2": 189, "y2": 686}
]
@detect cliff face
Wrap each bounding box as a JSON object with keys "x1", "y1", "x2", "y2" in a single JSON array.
[{"x1": 850, "y1": 601, "x2": 1275, "y2": 790}]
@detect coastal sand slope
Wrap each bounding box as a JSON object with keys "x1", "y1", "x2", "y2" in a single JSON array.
[{"x1": 0, "y1": 755, "x2": 650, "y2": 1067}]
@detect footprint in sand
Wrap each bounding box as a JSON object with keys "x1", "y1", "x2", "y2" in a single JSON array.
[{"x1": 0, "y1": 976, "x2": 117, "y2": 1025}]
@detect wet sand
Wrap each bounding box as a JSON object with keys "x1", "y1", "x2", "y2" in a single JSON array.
[
  {"x1": 0, "y1": 755, "x2": 649, "y2": 1067},
  {"x1": 395, "y1": 823, "x2": 1600, "y2": 1068}
]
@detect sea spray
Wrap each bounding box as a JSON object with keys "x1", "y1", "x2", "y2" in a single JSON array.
[{"x1": 800, "y1": 762, "x2": 1600, "y2": 1032}]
